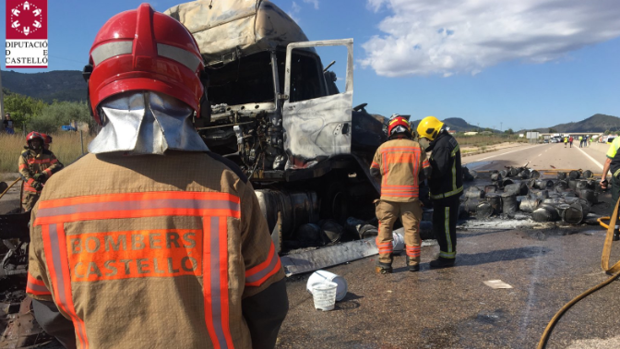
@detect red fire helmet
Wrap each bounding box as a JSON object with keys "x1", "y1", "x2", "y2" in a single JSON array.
[
  {"x1": 87, "y1": 3, "x2": 205, "y2": 124},
  {"x1": 26, "y1": 131, "x2": 44, "y2": 144},
  {"x1": 388, "y1": 116, "x2": 412, "y2": 137}
]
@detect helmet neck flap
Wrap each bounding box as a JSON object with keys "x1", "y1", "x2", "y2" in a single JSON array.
[{"x1": 88, "y1": 91, "x2": 208, "y2": 155}]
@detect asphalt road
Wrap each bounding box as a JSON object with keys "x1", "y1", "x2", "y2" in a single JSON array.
[
  {"x1": 279, "y1": 141, "x2": 620, "y2": 349},
  {"x1": 463, "y1": 142, "x2": 607, "y2": 174}
]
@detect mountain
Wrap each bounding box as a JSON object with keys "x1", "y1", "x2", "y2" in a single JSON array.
[
  {"x1": 538, "y1": 114, "x2": 620, "y2": 133},
  {"x1": 1, "y1": 70, "x2": 86, "y2": 103},
  {"x1": 410, "y1": 117, "x2": 489, "y2": 132}
]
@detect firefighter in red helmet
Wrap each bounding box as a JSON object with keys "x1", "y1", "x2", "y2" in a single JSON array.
[
  {"x1": 370, "y1": 114, "x2": 431, "y2": 273},
  {"x1": 18, "y1": 131, "x2": 63, "y2": 211},
  {"x1": 27, "y1": 5, "x2": 287, "y2": 349}
]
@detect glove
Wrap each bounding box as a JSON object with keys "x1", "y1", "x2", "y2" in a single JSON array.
[
  {"x1": 33, "y1": 173, "x2": 47, "y2": 182},
  {"x1": 32, "y1": 181, "x2": 43, "y2": 191},
  {"x1": 600, "y1": 179, "x2": 609, "y2": 190}
]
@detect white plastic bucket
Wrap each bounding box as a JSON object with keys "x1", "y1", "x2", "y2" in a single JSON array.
[
  {"x1": 307, "y1": 270, "x2": 348, "y2": 301},
  {"x1": 311, "y1": 281, "x2": 338, "y2": 311},
  {"x1": 392, "y1": 232, "x2": 405, "y2": 252}
]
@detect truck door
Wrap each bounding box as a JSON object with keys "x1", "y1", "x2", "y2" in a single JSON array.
[{"x1": 282, "y1": 39, "x2": 354, "y2": 169}]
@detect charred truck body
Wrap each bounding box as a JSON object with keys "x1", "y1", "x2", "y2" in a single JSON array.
[{"x1": 166, "y1": 0, "x2": 384, "y2": 251}]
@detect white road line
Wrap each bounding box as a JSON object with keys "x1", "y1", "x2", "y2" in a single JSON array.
[
  {"x1": 476, "y1": 145, "x2": 543, "y2": 161},
  {"x1": 518, "y1": 246, "x2": 544, "y2": 343},
  {"x1": 577, "y1": 147, "x2": 604, "y2": 170}
]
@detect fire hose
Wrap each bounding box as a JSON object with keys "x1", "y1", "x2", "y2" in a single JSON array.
[
  {"x1": 0, "y1": 177, "x2": 22, "y2": 200},
  {"x1": 537, "y1": 199, "x2": 620, "y2": 349}
]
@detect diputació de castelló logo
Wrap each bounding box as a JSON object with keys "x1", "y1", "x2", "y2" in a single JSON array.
[{"x1": 5, "y1": 0, "x2": 48, "y2": 68}]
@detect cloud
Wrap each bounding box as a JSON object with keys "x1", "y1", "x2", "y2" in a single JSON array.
[
  {"x1": 303, "y1": 0, "x2": 320, "y2": 10},
  {"x1": 361, "y1": 0, "x2": 620, "y2": 77},
  {"x1": 287, "y1": 2, "x2": 302, "y2": 24}
]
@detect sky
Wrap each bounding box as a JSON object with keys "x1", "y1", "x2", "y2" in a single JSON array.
[{"x1": 2, "y1": 0, "x2": 620, "y2": 131}]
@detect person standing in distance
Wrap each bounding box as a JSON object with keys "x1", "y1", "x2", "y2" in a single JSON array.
[
  {"x1": 370, "y1": 114, "x2": 431, "y2": 274},
  {"x1": 417, "y1": 116, "x2": 463, "y2": 268},
  {"x1": 26, "y1": 4, "x2": 288, "y2": 349}
]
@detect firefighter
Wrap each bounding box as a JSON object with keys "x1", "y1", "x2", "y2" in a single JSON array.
[
  {"x1": 370, "y1": 115, "x2": 431, "y2": 273},
  {"x1": 40, "y1": 133, "x2": 52, "y2": 150},
  {"x1": 18, "y1": 131, "x2": 63, "y2": 211},
  {"x1": 417, "y1": 116, "x2": 463, "y2": 268},
  {"x1": 601, "y1": 136, "x2": 620, "y2": 241},
  {"x1": 26, "y1": 5, "x2": 288, "y2": 349}
]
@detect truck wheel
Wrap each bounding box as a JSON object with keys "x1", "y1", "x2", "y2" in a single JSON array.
[{"x1": 321, "y1": 182, "x2": 348, "y2": 224}]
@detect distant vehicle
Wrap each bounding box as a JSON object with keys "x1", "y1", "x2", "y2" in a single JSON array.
[{"x1": 61, "y1": 125, "x2": 77, "y2": 131}]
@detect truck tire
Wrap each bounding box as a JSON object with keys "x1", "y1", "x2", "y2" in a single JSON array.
[{"x1": 321, "y1": 182, "x2": 348, "y2": 225}]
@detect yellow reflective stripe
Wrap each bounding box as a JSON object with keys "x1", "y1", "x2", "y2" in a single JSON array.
[
  {"x1": 445, "y1": 206, "x2": 452, "y2": 253},
  {"x1": 451, "y1": 145, "x2": 459, "y2": 157},
  {"x1": 452, "y1": 158, "x2": 457, "y2": 191},
  {"x1": 614, "y1": 169, "x2": 620, "y2": 178},
  {"x1": 430, "y1": 186, "x2": 463, "y2": 200},
  {"x1": 440, "y1": 251, "x2": 456, "y2": 259}
]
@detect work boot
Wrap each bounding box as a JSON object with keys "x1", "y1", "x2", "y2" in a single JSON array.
[
  {"x1": 375, "y1": 262, "x2": 393, "y2": 274},
  {"x1": 614, "y1": 232, "x2": 620, "y2": 241},
  {"x1": 429, "y1": 257, "x2": 455, "y2": 269},
  {"x1": 406, "y1": 256, "x2": 420, "y2": 272}
]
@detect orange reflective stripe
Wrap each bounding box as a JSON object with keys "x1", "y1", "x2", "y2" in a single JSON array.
[
  {"x1": 38, "y1": 191, "x2": 238, "y2": 208},
  {"x1": 370, "y1": 161, "x2": 380, "y2": 169},
  {"x1": 19, "y1": 164, "x2": 27, "y2": 170},
  {"x1": 406, "y1": 246, "x2": 421, "y2": 257},
  {"x1": 375, "y1": 238, "x2": 393, "y2": 253},
  {"x1": 27, "y1": 159, "x2": 53, "y2": 164},
  {"x1": 34, "y1": 191, "x2": 241, "y2": 225},
  {"x1": 245, "y1": 243, "x2": 282, "y2": 287},
  {"x1": 26, "y1": 272, "x2": 51, "y2": 296},
  {"x1": 42, "y1": 224, "x2": 89, "y2": 348},
  {"x1": 202, "y1": 217, "x2": 234, "y2": 349},
  {"x1": 43, "y1": 168, "x2": 52, "y2": 176}
]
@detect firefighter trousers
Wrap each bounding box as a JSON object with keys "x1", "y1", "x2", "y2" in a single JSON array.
[
  {"x1": 375, "y1": 199, "x2": 422, "y2": 266},
  {"x1": 22, "y1": 192, "x2": 40, "y2": 212},
  {"x1": 432, "y1": 197, "x2": 460, "y2": 260}
]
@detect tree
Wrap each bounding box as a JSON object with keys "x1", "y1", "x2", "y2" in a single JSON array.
[
  {"x1": 4, "y1": 93, "x2": 47, "y2": 129},
  {"x1": 548, "y1": 128, "x2": 558, "y2": 133},
  {"x1": 504, "y1": 128, "x2": 514, "y2": 135},
  {"x1": 29, "y1": 101, "x2": 92, "y2": 134}
]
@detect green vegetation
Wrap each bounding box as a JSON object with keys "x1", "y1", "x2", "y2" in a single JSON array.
[
  {"x1": 454, "y1": 134, "x2": 527, "y2": 148},
  {"x1": 2, "y1": 89, "x2": 93, "y2": 134},
  {"x1": 2, "y1": 70, "x2": 86, "y2": 103}
]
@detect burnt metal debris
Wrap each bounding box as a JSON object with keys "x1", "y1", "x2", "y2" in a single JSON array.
[{"x1": 461, "y1": 166, "x2": 600, "y2": 225}]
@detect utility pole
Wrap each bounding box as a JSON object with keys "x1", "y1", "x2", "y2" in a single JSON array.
[{"x1": 500, "y1": 122, "x2": 502, "y2": 132}]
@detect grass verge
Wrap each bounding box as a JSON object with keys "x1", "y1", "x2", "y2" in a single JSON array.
[{"x1": 0, "y1": 132, "x2": 93, "y2": 174}]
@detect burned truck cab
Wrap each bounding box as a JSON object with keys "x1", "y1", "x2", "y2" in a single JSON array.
[{"x1": 166, "y1": 0, "x2": 384, "y2": 250}]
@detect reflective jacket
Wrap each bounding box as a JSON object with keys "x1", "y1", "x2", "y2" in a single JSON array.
[
  {"x1": 607, "y1": 137, "x2": 620, "y2": 178},
  {"x1": 27, "y1": 152, "x2": 286, "y2": 349},
  {"x1": 426, "y1": 131, "x2": 463, "y2": 200},
  {"x1": 370, "y1": 138, "x2": 430, "y2": 202},
  {"x1": 18, "y1": 148, "x2": 63, "y2": 194}
]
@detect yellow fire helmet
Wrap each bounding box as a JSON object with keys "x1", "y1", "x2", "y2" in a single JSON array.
[{"x1": 417, "y1": 116, "x2": 444, "y2": 141}]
